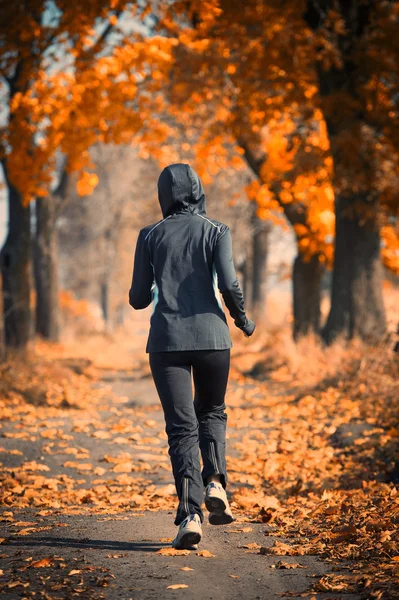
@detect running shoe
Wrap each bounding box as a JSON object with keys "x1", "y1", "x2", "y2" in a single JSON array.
[
  {"x1": 205, "y1": 482, "x2": 235, "y2": 525},
  {"x1": 172, "y1": 514, "x2": 202, "y2": 549}
]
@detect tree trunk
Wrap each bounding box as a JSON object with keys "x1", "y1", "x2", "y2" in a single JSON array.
[
  {"x1": 100, "y1": 281, "x2": 109, "y2": 323},
  {"x1": 239, "y1": 140, "x2": 320, "y2": 333},
  {"x1": 0, "y1": 180, "x2": 31, "y2": 348},
  {"x1": 235, "y1": 254, "x2": 249, "y2": 306},
  {"x1": 251, "y1": 214, "x2": 269, "y2": 320},
  {"x1": 292, "y1": 254, "x2": 324, "y2": 340},
  {"x1": 323, "y1": 196, "x2": 386, "y2": 343},
  {"x1": 0, "y1": 274, "x2": 5, "y2": 361},
  {"x1": 34, "y1": 195, "x2": 60, "y2": 341},
  {"x1": 242, "y1": 255, "x2": 249, "y2": 305}
]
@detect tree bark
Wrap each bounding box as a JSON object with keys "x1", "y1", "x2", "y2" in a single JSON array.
[
  {"x1": 293, "y1": 254, "x2": 324, "y2": 340},
  {"x1": 251, "y1": 214, "x2": 270, "y2": 321},
  {"x1": 0, "y1": 177, "x2": 31, "y2": 348},
  {"x1": 303, "y1": 1, "x2": 386, "y2": 344},
  {"x1": 323, "y1": 196, "x2": 386, "y2": 343},
  {"x1": 238, "y1": 138, "x2": 323, "y2": 333},
  {"x1": 100, "y1": 281, "x2": 109, "y2": 324},
  {"x1": 0, "y1": 274, "x2": 5, "y2": 361},
  {"x1": 394, "y1": 324, "x2": 399, "y2": 353},
  {"x1": 242, "y1": 255, "x2": 249, "y2": 305},
  {"x1": 33, "y1": 195, "x2": 60, "y2": 341},
  {"x1": 235, "y1": 254, "x2": 249, "y2": 307}
]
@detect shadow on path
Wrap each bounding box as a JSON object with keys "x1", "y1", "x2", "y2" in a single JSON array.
[{"x1": 8, "y1": 537, "x2": 170, "y2": 552}]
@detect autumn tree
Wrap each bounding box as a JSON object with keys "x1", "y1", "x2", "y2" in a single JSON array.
[
  {"x1": 153, "y1": 0, "x2": 398, "y2": 341},
  {"x1": 34, "y1": 160, "x2": 69, "y2": 341},
  {"x1": 0, "y1": 274, "x2": 4, "y2": 361},
  {"x1": 237, "y1": 115, "x2": 333, "y2": 337},
  {"x1": 304, "y1": 0, "x2": 398, "y2": 342},
  {"x1": 0, "y1": 0, "x2": 174, "y2": 347},
  {"x1": 152, "y1": 1, "x2": 333, "y2": 335},
  {"x1": 57, "y1": 144, "x2": 162, "y2": 330}
]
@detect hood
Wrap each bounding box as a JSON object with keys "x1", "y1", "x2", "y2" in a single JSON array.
[{"x1": 158, "y1": 163, "x2": 206, "y2": 218}]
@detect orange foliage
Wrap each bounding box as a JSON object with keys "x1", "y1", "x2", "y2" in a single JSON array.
[
  {"x1": 59, "y1": 290, "x2": 92, "y2": 318},
  {"x1": 0, "y1": 3, "x2": 176, "y2": 202},
  {"x1": 0, "y1": 323, "x2": 398, "y2": 597},
  {"x1": 146, "y1": 0, "x2": 399, "y2": 268},
  {"x1": 381, "y1": 225, "x2": 399, "y2": 274},
  {"x1": 2, "y1": 1, "x2": 398, "y2": 270}
]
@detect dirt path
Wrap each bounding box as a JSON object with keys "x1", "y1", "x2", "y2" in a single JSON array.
[{"x1": 0, "y1": 366, "x2": 362, "y2": 599}]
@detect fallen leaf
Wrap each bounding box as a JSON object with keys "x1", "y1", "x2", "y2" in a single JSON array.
[
  {"x1": 331, "y1": 525, "x2": 357, "y2": 544},
  {"x1": 324, "y1": 506, "x2": 339, "y2": 515},
  {"x1": 260, "y1": 541, "x2": 301, "y2": 556},
  {"x1": 167, "y1": 584, "x2": 189, "y2": 589},
  {"x1": 93, "y1": 467, "x2": 106, "y2": 476},
  {"x1": 258, "y1": 508, "x2": 276, "y2": 523},
  {"x1": 157, "y1": 548, "x2": 191, "y2": 556},
  {"x1": 180, "y1": 567, "x2": 194, "y2": 571},
  {"x1": 68, "y1": 569, "x2": 82, "y2": 575},
  {"x1": 228, "y1": 574, "x2": 240, "y2": 578},
  {"x1": 30, "y1": 557, "x2": 53, "y2": 568},
  {"x1": 93, "y1": 430, "x2": 112, "y2": 439},
  {"x1": 22, "y1": 460, "x2": 50, "y2": 472},
  {"x1": 242, "y1": 542, "x2": 261, "y2": 550},
  {"x1": 154, "y1": 484, "x2": 176, "y2": 496},
  {"x1": 196, "y1": 550, "x2": 215, "y2": 557},
  {"x1": 7, "y1": 581, "x2": 30, "y2": 589},
  {"x1": 112, "y1": 461, "x2": 133, "y2": 473},
  {"x1": 16, "y1": 528, "x2": 36, "y2": 536},
  {"x1": 272, "y1": 561, "x2": 306, "y2": 569},
  {"x1": 63, "y1": 461, "x2": 92, "y2": 471},
  {"x1": 380, "y1": 530, "x2": 393, "y2": 543}
]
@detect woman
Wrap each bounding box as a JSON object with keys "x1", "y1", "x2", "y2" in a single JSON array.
[{"x1": 129, "y1": 163, "x2": 255, "y2": 549}]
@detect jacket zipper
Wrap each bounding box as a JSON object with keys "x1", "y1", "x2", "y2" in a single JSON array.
[{"x1": 210, "y1": 441, "x2": 219, "y2": 474}]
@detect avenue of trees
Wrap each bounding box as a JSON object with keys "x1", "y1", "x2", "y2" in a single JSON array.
[
  {"x1": 155, "y1": 0, "x2": 399, "y2": 340},
  {"x1": 0, "y1": 0, "x2": 398, "y2": 353}
]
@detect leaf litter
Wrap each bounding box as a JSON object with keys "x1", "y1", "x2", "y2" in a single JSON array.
[{"x1": 0, "y1": 336, "x2": 398, "y2": 598}]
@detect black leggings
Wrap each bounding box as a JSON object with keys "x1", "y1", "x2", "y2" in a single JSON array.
[{"x1": 149, "y1": 349, "x2": 230, "y2": 524}]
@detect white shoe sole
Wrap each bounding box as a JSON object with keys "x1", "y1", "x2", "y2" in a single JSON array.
[
  {"x1": 205, "y1": 495, "x2": 235, "y2": 525},
  {"x1": 172, "y1": 530, "x2": 201, "y2": 549}
]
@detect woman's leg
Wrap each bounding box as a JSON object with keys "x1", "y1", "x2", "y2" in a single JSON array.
[
  {"x1": 192, "y1": 349, "x2": 230, "y2": 489},
  {"x1": 149, "y1": 351, "x2": 204, "y2": 525}
]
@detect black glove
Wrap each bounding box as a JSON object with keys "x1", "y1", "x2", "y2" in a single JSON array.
[{"x1": 237, "y1": 318, "x2": 256, "y2": 337}]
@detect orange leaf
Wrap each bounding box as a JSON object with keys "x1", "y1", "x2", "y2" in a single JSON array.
[
  {"x1": 157, "y1": 548, "x2": 190, "y2": 556},
  {"x1": 242, "y1": 542, "x2": 261, "y2": 550},
  {"x1": 196, "y1": 550, "x2": 215, "y2": 558},
  {"x1": 30, "y1": 558, "x2": 53, "y2": 568}
]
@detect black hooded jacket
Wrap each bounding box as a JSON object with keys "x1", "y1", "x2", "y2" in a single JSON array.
[{"x1": 129, "y1": 163, "x2": 255, "y2": 353}]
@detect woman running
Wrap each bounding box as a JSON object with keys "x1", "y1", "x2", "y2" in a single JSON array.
[{"x1": 129, "y1": 163, "x2": 255, "y2": 549}]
